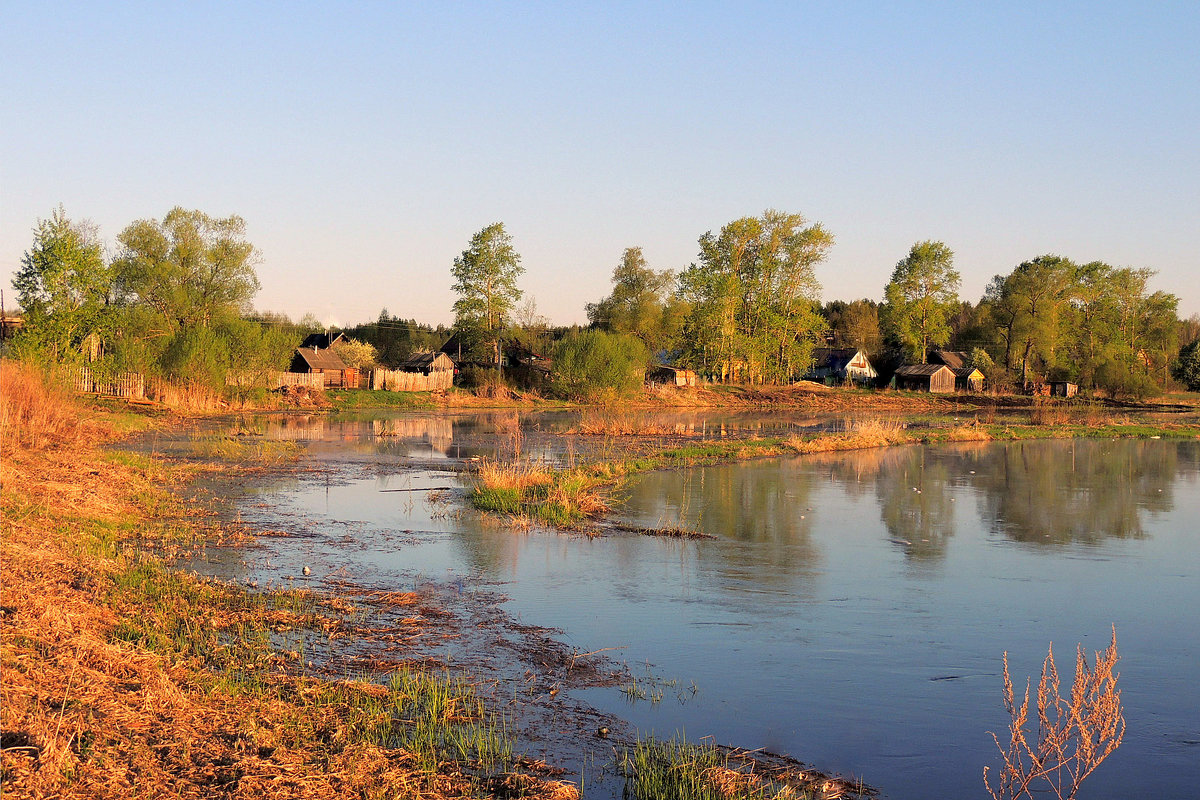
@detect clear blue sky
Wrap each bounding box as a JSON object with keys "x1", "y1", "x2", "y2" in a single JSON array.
[{"x1": 3, "y1": 2, "x2": 1197, "y2": 325}]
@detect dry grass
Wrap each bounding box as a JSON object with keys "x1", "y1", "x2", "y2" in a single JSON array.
[
  {"x1": 473, "y1": 459, "x2": 554, "y2": 492},
  {"x1": 572, "y1": 410, "x2": 676, "y2": 436},
  {"x1": 0, "y1": 365, "x2": 577, "y2": 800},
  {"x1": 785, "y1": 418, "x2": 912, "y2": 454},
  {"x1": 985, "y1": 627, "x2": 1125, "y2": 800},
  {"x1": 0, "y1": 360, "x2": 95, "y2": 452}
]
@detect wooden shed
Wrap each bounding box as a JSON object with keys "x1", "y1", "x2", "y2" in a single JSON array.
[
  {"x1": 290, "y1": 347, "x2": 358, "y2": 389},
  {"x1": 953, "y1": 367, "x2": 985, "y2": 392},
  {"x1": 1050, "y1": 381, "x2": 1078, "y2": 398},
  {"x1": 397, "y1": 351, "x2": 456, "y2": 376},
  {"x1": 894, "y1": 364, "x2": 956, "y2": 393},
  {"x1": 647, "y1": 366, "x2": 698, "y2": 387}
]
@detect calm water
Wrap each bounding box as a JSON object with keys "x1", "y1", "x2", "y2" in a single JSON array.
[{"x1": 193, "y1": 412, "x2": 1200, "y2": 799}]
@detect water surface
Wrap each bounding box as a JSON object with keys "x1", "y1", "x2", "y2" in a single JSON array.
[{"x1": 191, "y1": 412, "x2": 1200, "y2": 799}]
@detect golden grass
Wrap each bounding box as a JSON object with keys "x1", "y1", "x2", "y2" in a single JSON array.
[
  {"x1": 0, "y1": 360, "x2": 95, "y2": 452},
  {"x1": 572, "y1": 410, "x2": 676, "y2": 436},
  {"x1": 786, "y1": 418, "x2": 912, "y2": 454},
  {"x1": 473, "y1": 459, "x2": 554, "y2": 491},
  {"x1": 0, "y1": 366, "x2": 576, "y2": 800}
]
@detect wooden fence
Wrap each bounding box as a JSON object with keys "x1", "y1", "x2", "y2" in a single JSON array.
[
  {"x1": 369, "y1": 368, "x2": 453, "y2": 392},
  {"x1": 71, "y1": 368, "x2": 145, "y2": 400},
  {"x1": 277, "y1": 372, "x2": 326, "y2": 390},
  {"x1": 225, "y1": 371, "x2": 326, "y2": 390}
]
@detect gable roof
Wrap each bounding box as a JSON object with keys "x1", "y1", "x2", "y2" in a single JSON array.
[
  {"x1": 930, "y1": 350, "x2": 970, "y2": 369},
  {"x1": 300, "y1": 331, "x2": 345, "y2": 350},
  {"x1": 398, "y1": 351, "x2": 455, "y2": 372},
  {"x1": 294, "y1": 347, "x2": 348, "y2": 371},
  {"x1": 811, "y1": 347, "x2": 861, "y2": 370},
  {"x1": 895, "y1": 363, "x2": 954, "y2": 378}
]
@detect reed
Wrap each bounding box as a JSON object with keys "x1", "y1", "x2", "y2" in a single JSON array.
[
  {"x1": 0, "y1": 360, "x2": 91, "y2": 451},
  {"x1": 985, "y1": 627, "x2": 1125, "y2": 800}
]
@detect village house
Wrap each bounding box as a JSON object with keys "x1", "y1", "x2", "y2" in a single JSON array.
[
  {"x1": 397, "y1": 351, "x2": 456, "y2": 376},
  {"x1": 893, "y1": 363, "x2": 956, "y2": 393},
  {"x1": 299, "y1": 331, "x2": 345, "y2": 350},
  {"x1": 929, "y1": 350, "x2": 985, "y2": 392},
  {"x1": 806, "y1": 347, "x2": 878, "y2": 386},
  {"x1": 647, "y1": 366, "x2": 698, "y2": 387},
  {"x1": 290, "y1": 346, "x2": 357, "y2": 388}
]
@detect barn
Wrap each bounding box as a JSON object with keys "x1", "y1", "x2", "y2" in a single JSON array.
[{"x1": 894, "y1": 364, "x2": 956, "y2": 393}]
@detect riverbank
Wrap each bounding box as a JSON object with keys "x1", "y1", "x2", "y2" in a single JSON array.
[
  {"x1": 3, "y1": 364, "x2": 875, "y2": 800},
  {"x1": 0, "y1": 364, "x2": 583, "y2": 800}
]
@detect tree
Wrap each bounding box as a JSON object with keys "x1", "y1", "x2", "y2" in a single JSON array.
[
  {"x1": 332, "y1": 336, "x2": 378, "y2": 369},
  {"x1": 988, "y1": 256, "x2": 1076, "y2": 386},
  {"x1": 1172, "y1": 339, "x2": 1200, "y2": 391},
  {"x1": 678, "y1": 209, "x2": 831, "y2": 382},
  {"x1": 114, "y1": 207, "x2": 260, "y2": 332},
  {"x1": 551, "y1": 330, "x2": 648, "y2": 399},
  {"x1": 881, "y1": 241, "x2": 961, "y2": 363},
  {"x1": 12, "y1": 207, "x2": 113, "y2": 363},
  {"x1": 451, "y1": 223, "x2": 523, "y2": 369},
  {"x1": 586, "y1": 247, "x2": 681, "y2": 354}
]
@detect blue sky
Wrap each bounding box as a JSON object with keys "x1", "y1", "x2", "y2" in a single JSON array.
[{"x1": 3, "y1": 2, "x2": 1197, "y2": 325}]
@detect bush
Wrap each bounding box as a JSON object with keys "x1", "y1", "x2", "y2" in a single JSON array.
[
  {"x1": 1171, "y1": 339, "x2": 1200, "y2": 391},
  {"x1": 551, "y1": 330, "x2": 648, "y2": 400}
]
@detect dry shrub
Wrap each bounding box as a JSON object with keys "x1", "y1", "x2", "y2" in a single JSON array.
[
  {"x1": 786, "y1": 418, "x2": 910, "y2": 454},
  {"x1": 574, "y1": 410, "x2": 673, "y2": 436},
  {"x1": 1029, "y1": 399, "x2": 1069, "y2": 426},
  {"x1": 984, "y1": 627, "x2": 1125, "y2": 800},
  {"x1": 474, "y1": 459, "x2": 553, "y2": 491},
  {"x1": 946, "y1": 423, "x2": 992, "y2": 441},
  {"x1": 0, "y1": 360, "x2": 92, "y2": 452},
  {"x1": 146, "y1": 379, "x2": 227, "y2": 411}
]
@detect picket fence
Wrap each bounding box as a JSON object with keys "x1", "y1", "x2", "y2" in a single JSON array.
[{"x1": 70, "y1": 368, "x2": 145, "y2": 400}]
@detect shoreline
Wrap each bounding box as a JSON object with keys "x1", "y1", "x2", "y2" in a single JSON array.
[{"x1": 6, "y1": 377, "x2": 1198, "y2": 798}]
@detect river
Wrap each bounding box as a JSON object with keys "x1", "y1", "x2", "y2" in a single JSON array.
[{"x1": 176, "y1": 410, "x2": 1200, "y2": 799}]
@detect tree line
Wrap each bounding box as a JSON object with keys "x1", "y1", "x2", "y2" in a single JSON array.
[{"x1": 11, "y1": 206, "x2": 1200, "y2": 399}]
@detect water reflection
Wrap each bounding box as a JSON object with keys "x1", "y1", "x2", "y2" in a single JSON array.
[
  {"x1": 972, "y1": 440, "x2": 1176, "y2": 545},
  {"x1": 623, "y1": 439, "x2": 1195, "y2": 572}
]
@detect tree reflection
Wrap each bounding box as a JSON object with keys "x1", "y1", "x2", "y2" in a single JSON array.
[
  {"x1": 873, "y1": 447, "x2": 960, "y2": 563},
  {"x1": 973, "y1": 439, "x2": 1176, "y2": 545},
  {"x1": 623, "y1": 461, "x2": 822, "y2": 596}
]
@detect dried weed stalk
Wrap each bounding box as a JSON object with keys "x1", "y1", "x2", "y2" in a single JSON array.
[{"x1": 984, "y1": 626, "x2": 1125, "y2": 800}]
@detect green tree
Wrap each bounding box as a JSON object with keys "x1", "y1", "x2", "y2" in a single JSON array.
[
  {"x1": 332, "y1": 336, "x2": 378, "y2": 369},
  {"x1": 586, "y1": 247, "x2": 681, "y2": 354},
  {"x1": 987, "y1": 255, "x2": 1076, "y2": 386},
  {"x1": 451, "y1": 223, "x2": 523, "y2": 369},
  {"x1": 825, "y1": 298, "x2": 882, "y2": 354},
  {"x1": 114, "y1": 207, "x2": 260, "y2": 332},
  {"x1": 881, "y1": 241, "x2": 960, "y2": 363},
  {"x1": 12, "y1": 207, "x2": 113, "y2": 363},
  {"x1": 678, "y1": 209, "x2": 830, "y2": 382},
  {"x1": 1172, "y1": 339, "x2": 1200, "y2": 391},
  {"x1": 551, "y1": 330, "x2": 648, "y2": 399}
]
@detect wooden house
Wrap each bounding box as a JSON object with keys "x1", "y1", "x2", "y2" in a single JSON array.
[
  {"x1": 806, "y1": 348, "x2": 877, "y2": 386},
  {"x1": 1049, "y1": 381, "x2": 1078, "y2": 398},
  {"x1": 894, "y1": 364, "x2": 956, "y2": 393},
  {"x1": 930, "y1": 350, "x2": 985, "y2": 391},
  {"x1": 953, "y1": 367, "x2": 985, "y2": 392},
  {"x1": 397, "y1": 351, "x2": 456, "y2": 376},
  {"x1": 647, "y1": 366, "x2": 698, "y2": 387},
  {"x1": 290, "y1": 347, "x2": 357, "y2": 389}
]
